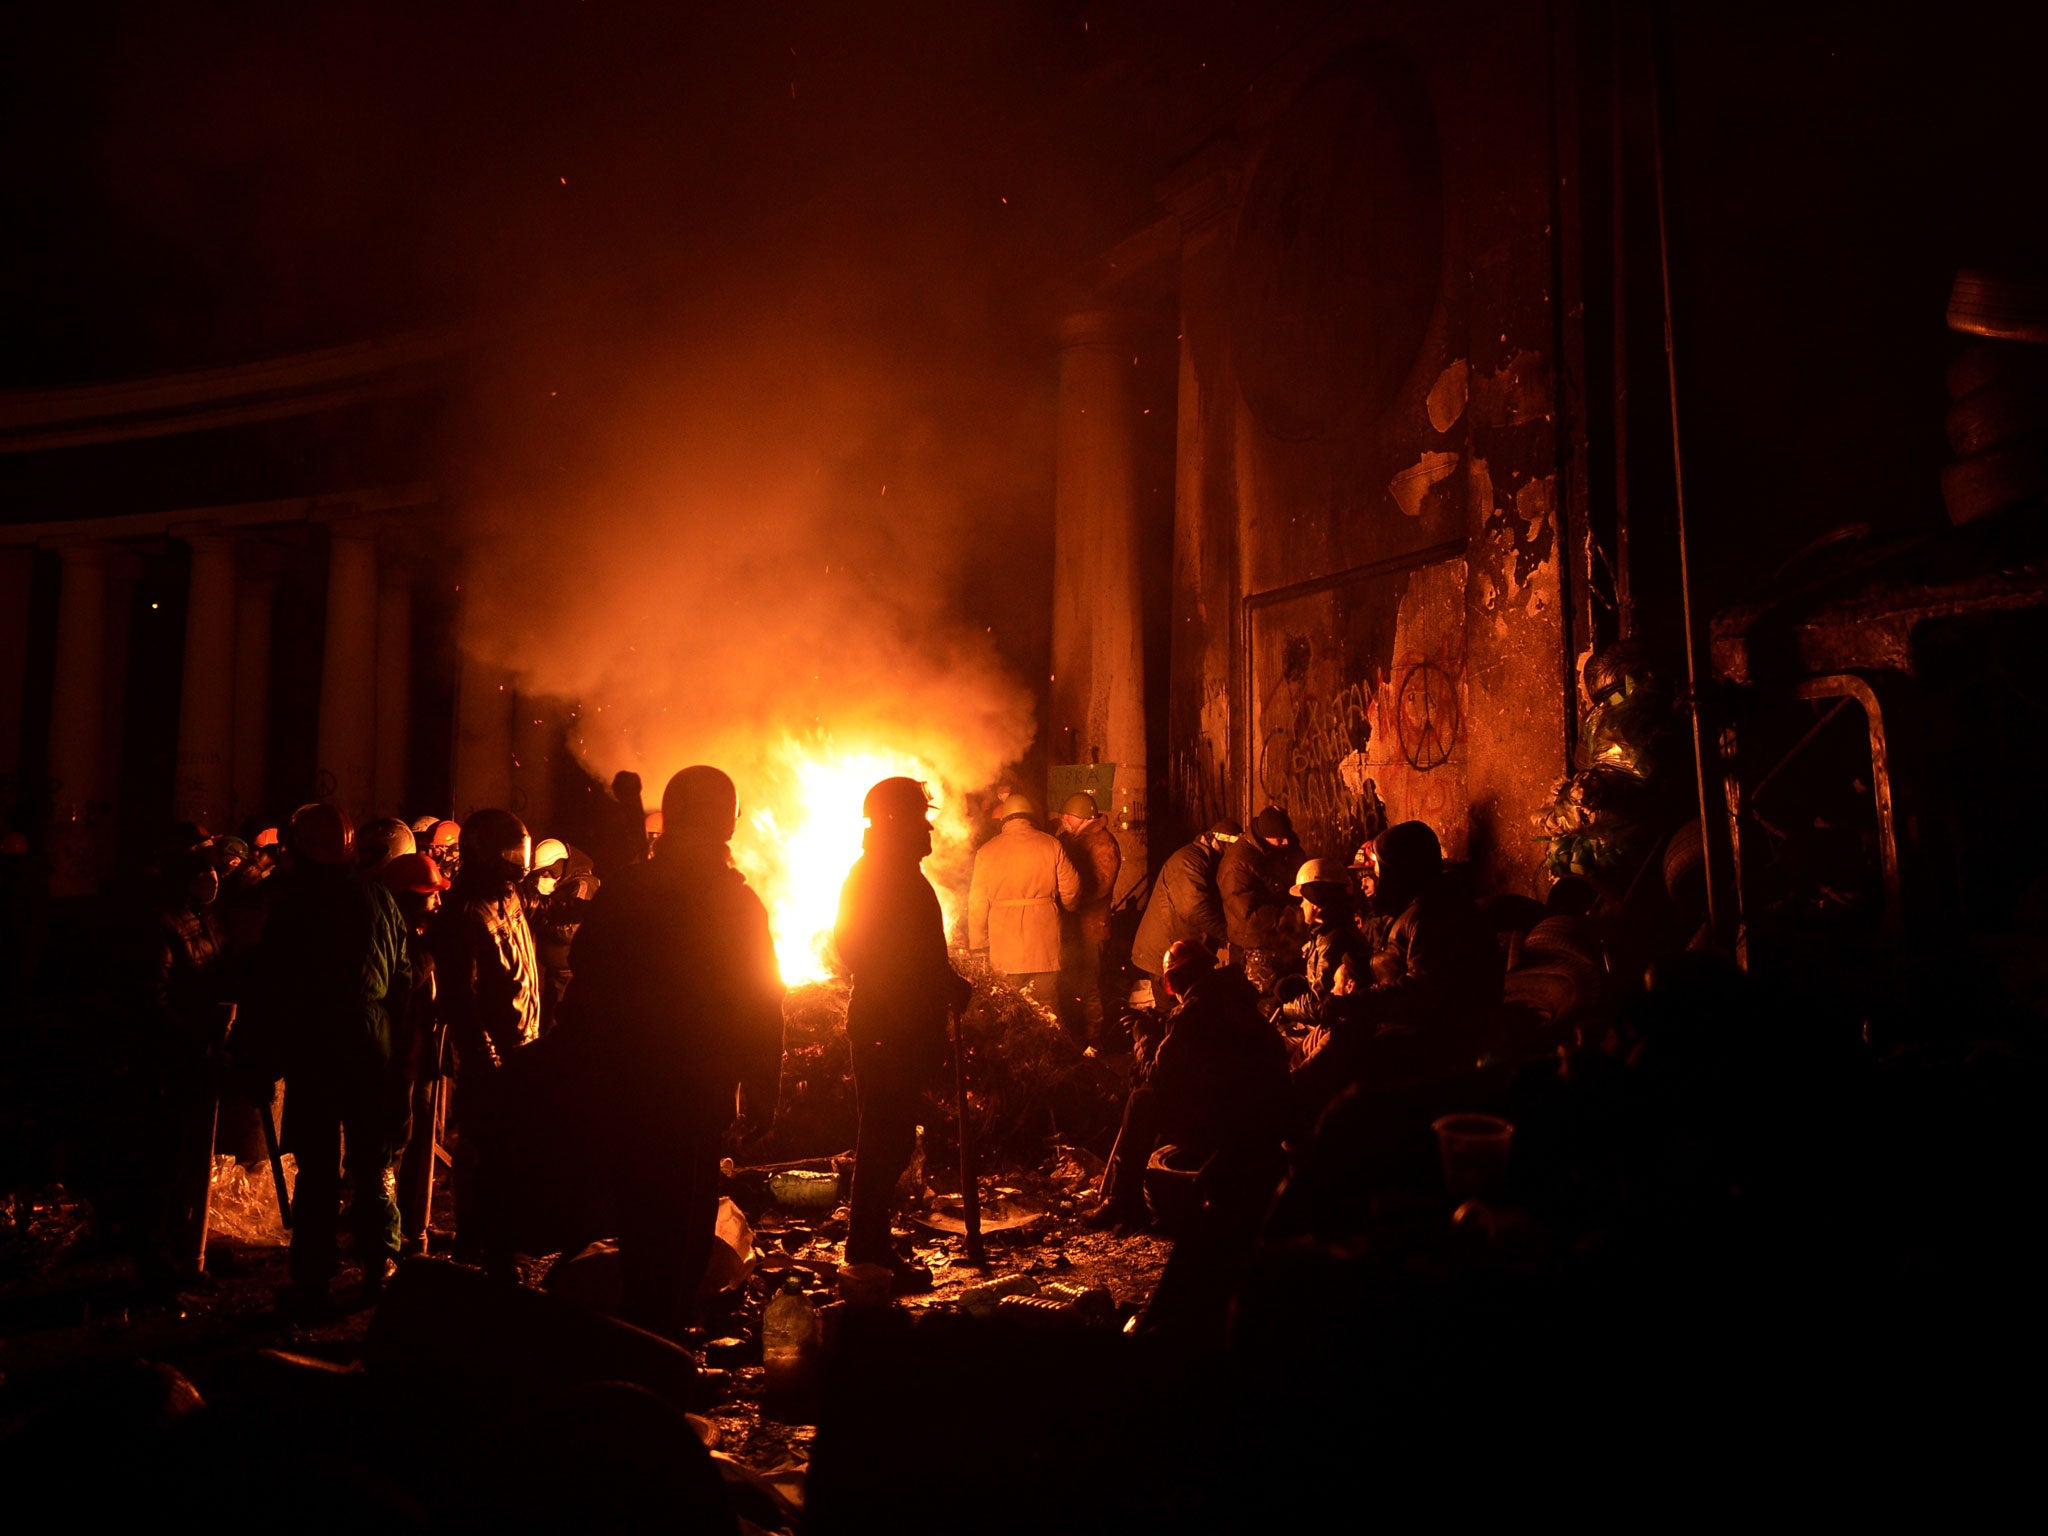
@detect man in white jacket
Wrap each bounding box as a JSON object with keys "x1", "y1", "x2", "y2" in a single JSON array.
[{"x1": 968, "y1": 793, "x2": 1080, "y2": 1001}]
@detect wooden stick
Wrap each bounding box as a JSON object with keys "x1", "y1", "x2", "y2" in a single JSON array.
[{"x1": 950, "y1": 1007, "x2": 986, "y2": 1265}]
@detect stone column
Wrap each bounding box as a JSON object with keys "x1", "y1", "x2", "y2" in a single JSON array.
[
  {"x1": 452, "y1": 643, "x2": 515, "y2": 822},
  {"x1": 374, "y1": 546, "x2": 414, "y2": 817},
  {"x1": 231, "y1": 543, "x2": 283, "y2": 829},
  {"x1": 45, "y1": 540, "x2": 109, "y2": 896},
  {"x1": 0, "y1": 546, "x2": 34, "y2": 800},
  {"x1": 172, "y1": 527, "x2": 238, "y2": 832},
  {"x1": 315, "y1": 518, "x2": 381, "y2": 824},
  {"x1": 1053, "y1": 309, "x2": 1149, "y2": 898}
]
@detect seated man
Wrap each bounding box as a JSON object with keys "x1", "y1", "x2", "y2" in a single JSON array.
[
  {"x1": 1291, "y1": 821, "x2": 1504, "y2": 1124},
  {"x1": 1087, "y1": 940, "x2": 1289, "y2": 1230},
  {"x1": 1274, "y1": 858, "x2": 1372, "y2": 1052}
]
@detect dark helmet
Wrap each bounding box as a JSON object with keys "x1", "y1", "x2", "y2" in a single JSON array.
[
  {"x1": 1371, "y1": 820, "x2": 1443, "y2": 909},
  {"x1": 661, "y1": 766, "x2": 738, "y2": 845},
  {"x1": 1206, "y1": 818, "x2": 1244, "y2": 843},
  {"x1": 459, "y1": 808, "x2": 531, "y2": 883},
  {"x1": 864, "y1": 776, "x2": 934, "y2": 826},
  {"x1": 356, "y1": 816, "x2": 416, "y2": 872},
  {"x1": 288, "y1": 801, "x2": 355, "y2": 867},
  {"x1": 1060, "y1": 791, "x2": 1099, "y2": 821}
]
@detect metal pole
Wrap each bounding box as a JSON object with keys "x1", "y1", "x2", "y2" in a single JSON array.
[
  {"x1": 949, "y1": 1008, "x2": 986, "y2": 1265},
  {"x1": 1648, "y1": 47, "x2": 1721, "y2": 937}
]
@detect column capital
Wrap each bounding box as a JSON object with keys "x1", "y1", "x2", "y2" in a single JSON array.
[
  {"x1": 314, "y1": 507, "x2": 388, "y2": 543},
  {"x1": 1057, "y1": 308, "x2": 1139, "y2": 351}
]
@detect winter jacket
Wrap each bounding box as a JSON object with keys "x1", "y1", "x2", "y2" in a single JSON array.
[
  {"x1": 131, "y1": 895, "x2": 229, "y2": 1065},
  {"x1": 968, "y1": 820, "x2": 1080, "y2": 975},
  {"x1": 254, "y1": 865, "x2": 409, "y2": 1096},
  {"x1": 1279, "y1": 915, "x2": 1373, "y2": 1028},
  {"x1": 1058, "y1": 817, "x2": 1122, "y2": 943},
  {"x1": 1150, "y1": 967, "x2": 1290, "y2": 1161},
  {"x1": 835, "y1": 851, "x2": 972, "y2": 1075},
  {"x1": 1219, "y1": 836, "x2": 1303, "y2": 954},
  {"x1": 1130, "y1": 838, "x2": 1228, "y2": 975},
  {"x1": 565, "y1": 842, "x2": 786, "y2": 1123},
  {"x1": 430, "y1": 877, "x2": 542, "y2": 1074}
]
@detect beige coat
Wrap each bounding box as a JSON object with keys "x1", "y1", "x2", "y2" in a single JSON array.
[{"x1": 968, "y1": 820, "x2": 1081, "y2": 975}]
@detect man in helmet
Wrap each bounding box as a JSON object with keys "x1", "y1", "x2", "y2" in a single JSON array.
[
  {"x1": 254, "y1": 802, "x2": 409, "y2": 1313},
  {"x1": 834, "y1": 777, "x2": 974, "y2": 1291},
  {"x1": 425, "y1": 819, "x2": 463, "y2": 884},
  {"x1": 1086, "y1": 939, "x2": 1287, "y2": 1231},
  {"x1": 1055, "y1": 791, "x2": 1122, "y2": 1042},
  {"x1": 1220, "y1": 806, "x2": 1307, "y2": 998},
  {"x1": 1291, "y1": 821, "x2": 1503, "y2": 1121},
  {"x1": 1273, "y1": 859, "x2": 1371, "y2": 1040},
  {"x1": 381, "y1": 852, "x2": 450, "y2": 1257},
  {"x1": 564, "y1": 766, "x2": 786, "y2": 1337},
  {"x1": 967, "y1": 793, "x2": 1080, "y2": 1001},
  {"x1": 1131, "y1": 820, "x2": 1241, "y2": 980},
  {"x1": 523, "y1": 838, "x2": 599, "y2": 1034},
  {"x1": 429, "y1": 808, "x2": 541, "y2": 1262}
]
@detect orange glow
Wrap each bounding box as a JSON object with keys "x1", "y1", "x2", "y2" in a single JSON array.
[{"x1": 730, "y1": 735, "x2": 972, "y2": 985}]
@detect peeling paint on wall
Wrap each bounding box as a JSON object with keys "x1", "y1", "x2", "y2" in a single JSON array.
[
  {"x1": 1427, "y1": 359, "x2": 1469, "y2": 433},
  {"x1": 1389, "y1": 449, "x2": 1460, "y2": 518}
]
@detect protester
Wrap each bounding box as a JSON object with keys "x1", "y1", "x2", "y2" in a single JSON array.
[
  {"x1": 1055, "y1": 791, "x2": 1121, "y2": 1042},
  {"x1": 258, "y1": 802, "x2": 408, "y2": 1315},
  {"x1": 968, "y1": 793, "x2": 1080, "y2": 1001},
  {"x1": 1291, "y1": 820, "x2": 1504, "y2": 1121},
  {"x1": 1220, "y1": 806, "x2": 1306, "y2": 996},
  {"x1": 381, "y1": 851, "x2": 450, "y2": 1257},
  {"x1": 523, "y1": 838, "x2": 599, "y2": 1033},
  {"x1": 1131, "y1": 820, "x2": 1240, "y2": 978},
  {"x1": 590, "y1": 769, "x2": 649, "y2": 879},
  {"x1": 1087, "y1": 940, "x2": 1288, "y2": 1231},
  {"x1": 1273, "y1": 859, "x2": 1371, "y2": 1040},
  {"x1": 834, "y1": 777, "x2": 973, "y2": 1292},
  {"x1": 425, "y1": 819, "x2": 462, "y2": 884},
  {"x1": 563, "y1": 766, "x2": 785, "y2": 1338},
  {"x1": 121, "y1": 842, "x2": 231, "y2": 1299},
  {"x1": 429, "y1": 808, "x2": 540, "y2": 1264}
]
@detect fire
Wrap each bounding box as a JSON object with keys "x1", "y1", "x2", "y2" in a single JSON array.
[{"x1": 730, "y1": 736, "x2": 973, "y2": 985}]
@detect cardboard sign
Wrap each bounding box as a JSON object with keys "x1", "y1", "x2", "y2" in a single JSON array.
[{"x1": 1048, "y1": 762, "x2": 1117, "y2": 814}]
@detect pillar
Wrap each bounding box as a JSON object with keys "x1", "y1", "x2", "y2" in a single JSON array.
[
  {"x1": 172, "y1": 528, "x2": 238, "y2": 832},
  {"x1": 1052, "y1": 309, "x2": 1149, "y2": 899},
  {"x1": 374, "y1": 547, "x2": 414, "y2": 816},
  {"x1": 452, "y1": 639, "x2": 514, "y2": 822},
  {"x1": 231, "y1": 543, "x2": 282, "y2": 829},
  {"x1": 0, "y1": 546, "x2": 34, "y2": 801},
  {"x1": 316, "y1": 519, "x2": 381, "y2": 823},
  {"x1": 45, "y1": 539, "x2": 108, "y2": 896}
]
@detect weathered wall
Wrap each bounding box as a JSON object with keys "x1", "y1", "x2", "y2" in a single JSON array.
[{"x1": 1163, "y1": 0, "x2": 1574, "y2": 896}]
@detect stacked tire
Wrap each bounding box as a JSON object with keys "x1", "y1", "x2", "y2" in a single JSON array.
[{"x1": 1942, "y1": 269, "x2": 2048, "y2": 525}]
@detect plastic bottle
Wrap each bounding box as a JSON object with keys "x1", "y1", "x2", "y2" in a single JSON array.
[{"x1": 761, "y1": 1274, "x2": 819, "y2": 1396}]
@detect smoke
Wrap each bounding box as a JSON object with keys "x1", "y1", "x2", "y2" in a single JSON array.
[{"x1": 455, "y1": 255, "x2": 1049, "y2": 803}]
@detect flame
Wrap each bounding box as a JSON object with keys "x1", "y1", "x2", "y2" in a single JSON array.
[{"x1": 730, "y1": 735, "x2": 974, "y2": 985}]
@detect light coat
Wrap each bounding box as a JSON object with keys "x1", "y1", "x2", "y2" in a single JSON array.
[{"x1": 968, "y1": 819, "x2": 1081, "y2": 974}]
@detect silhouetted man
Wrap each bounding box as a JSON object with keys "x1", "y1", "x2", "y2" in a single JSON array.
[
  {"x1": 1088, "y1": 940, "x2": 1288, "y2": 1231},
  {"x1": 1056, "y1": 791, "x2": 1121, "y2": 1041},
  {"x1": 430, "y1": 808, "x2": 540, "y2": 1262},
  {"x1": 261, "y1": 802, "x2": 408, "y2": 1314},
  {"x1": 1220, "y1": 805, "x2": 1306, "y2": 997},
  {"x1": 566, "y1": 766, "x2": 785, "y2": 1337},
  {"x1": 1131, "y1": 820, "x2": 1241, "y2": 977},
  {"x1": 835, "y1": 777, "x2": 973, "y2": 1291}
]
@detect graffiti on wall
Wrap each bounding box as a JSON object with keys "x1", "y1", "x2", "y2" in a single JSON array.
[{"x1": 1250, "y1": 555, "x2": 1468, "y2": 862}]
